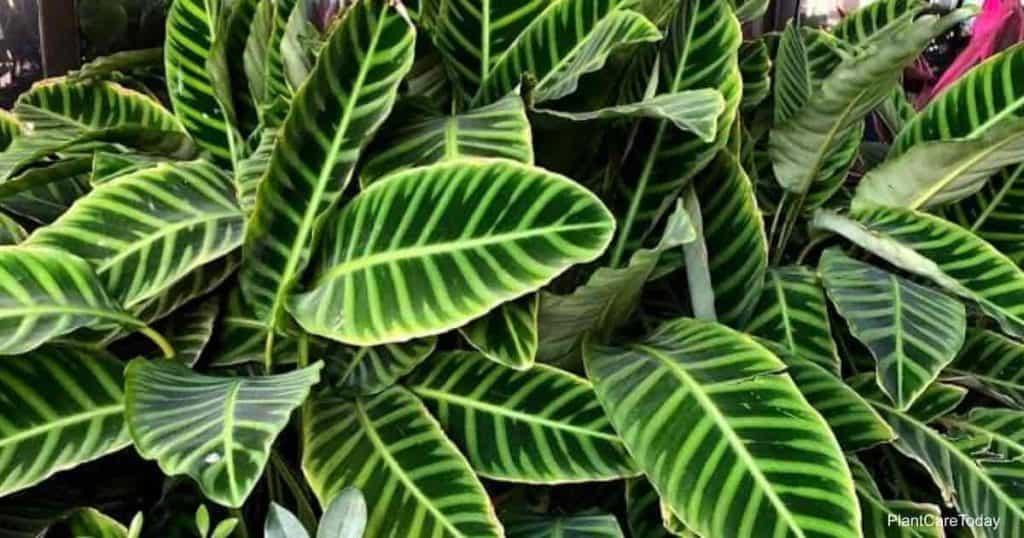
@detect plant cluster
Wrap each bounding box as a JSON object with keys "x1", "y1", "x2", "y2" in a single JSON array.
[{"x1": 2, "y1": 0, "x2": 1024, "y2": 537}]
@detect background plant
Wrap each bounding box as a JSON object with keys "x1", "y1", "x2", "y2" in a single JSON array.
[{"x1": 1, "y1": 0, "x2": 1023, "y2": 537}]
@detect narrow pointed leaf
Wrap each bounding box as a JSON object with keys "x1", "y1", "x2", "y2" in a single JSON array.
[
  {"x1": 774, "y1": 22, "x2": 811, "y2": 126},
  {"x1": 949, "y1": 408, "x2": 1024, "y2": 460},
  {"x1": 244, "y1": 0, "x2": 299, "y2": 111},
  {"x1": 125, "y1": 359, "x2": 323, "y2": 507},
  {"x1": 848, "y1": 458, "x2": 943, "y2": 538},
  {"x1": 302, "y1": 387, "x2": 503, "y2": 537},
  {"x1": 289, "y1": 159, "x2": 614, "y2": 346},
  {"x1": 945, "y1": 329, "x2": 1024, "y2": 408},
  {"x1": 318, "y1": 487, "x2": 367, "y2": 538},
  {"x1": 66, "y1": 508, "x2": 129, "y2": 538},
  {"x1": 586, "y1": 318, "x2": 860, "y2": 538},
  {"x1": 0, "y1": 347, "x2": 129, "y2": 497},
  {"x1": 407, "y1": 351, "x2": 638, "y2": 483},
  {"x1": 814, "y1": 205, "x2": 1024, "y2": 339},
  {"x1": 0, "y1": 213, "x2": 25, "y2": 245},
  {"x1": 504, "y1": 513, "x2": 624, "y2": 538},
  {"x1": 319, "y1": 337, "x2": 436, "y2": 397},
  {"x1": 265, "y1": 504, "x2": 310, "y2": 538},
  {"x1": 27, "y1": 161, "x2": 244, "y2": 309},
  {"x1": 240, "y1": 0, "x2": 415, "y2": 332},
  {"x1": 461, "y1": 295, "x2": 538, "y2": 370}
]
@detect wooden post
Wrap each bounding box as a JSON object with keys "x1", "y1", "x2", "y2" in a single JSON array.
[{"x1": 38, "y1": 0, "x2": 80, "y2": 76}]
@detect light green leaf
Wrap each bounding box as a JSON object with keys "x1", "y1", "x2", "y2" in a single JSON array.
[
  {"x1": 820, "y1": 248, "x2": 966, "y2": 409},
  {"x1": 361, "y1": 94, "x2": 533, "y2": 186},
  {"x1": 289, "y1": 158, "x2": 614, "y2": 346},
  {"x1": 944, "y1": 329, "x2": 1024, "y2": 408},
  {"x1": 67, "y1": 508, "x2": 128, "y2": 538},
  {"x1": 319, "y1": 337, "x2": 436, "y2": 397},
  {"x1": 125, "y1": 359, "x2": 322, "y2": 507},
  {"x1": 27, "y1": 161, "x2": 244, "y2": 309},
  {"x1": 586, "y1": 317, "x2": 860, "y2": 538},
  {"x1": 265, "y1": 504, "x2": 310, "y2": 538},
  {"x1": 744, "y1": 266, "x2": 841, "y2": 373},
  {"x1": 814, "y1": 205, "x2": 1024, "y2": 339},
  {"x1": 303, "y1": 387, "x2": 503, "y2": 537},
  {"x1": 504, "y1": 513, "x2": 624, "y2": 538},
  {"x1": 461, "y1": 295, "x2": 538, "y2": 370},
  {"x1": 318, "y1": 487, "x2": 367, "y2": 538},
  {"x1": 0, "y1": 212, "x2": 26, "y2": 245},
  {"x1": 0, "y1": 347, "x2": 130, "y2": 497},
  {"x1": 407, "y1": 351, "x2": 638, "y2": 484},
  {"x1": 534, "y1": 90, "x2": 725, "y2": 143},
  {"x1": 240, "y1": 0, "x2": 415, "y2": 342},
  {"x1": 848, "y1": 458, "x2": 943, "y2": 538}
]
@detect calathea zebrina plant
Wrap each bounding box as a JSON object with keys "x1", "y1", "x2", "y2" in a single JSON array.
[{"x1": 3, "y1": 0, "x2": 1024, "y2": 536}]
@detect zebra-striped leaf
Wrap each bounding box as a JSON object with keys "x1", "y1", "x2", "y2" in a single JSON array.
[
  {"x1": 289, "y1": 159, "x2": 614, "y2": 346},
  {"x1": 740, "y1": 39, "x2": 771, "y2": 111},
  {"x1": 27, "y1": 161, "x2": 244, "y2": 309},
  {"x1": 586, "y1": 317, "x2": 860, "y2": 538},
  {"x1": 361, "y1": 94, "x2": 533, "y2": 186},
  {"x1": 947, "y1": 408, "x2": 1024, "y2": 460},
  {"x1": 244, "y1": 0, "x2": 298, "y2": 113},
  {"x1": 773, "y1": 22, "x2": 811, "y2": 127},
  {"x1": 944, "y1": 329, "x2": 1024, "y2": 408},
  {"x1": 610, "y1": 0, "x2": 741, "y2": 264},
  {"x1": 472, "y1": 3, "x2": 661, "y2": 106},
  {"x1": 319, "y1": 337, "x2": 436, "y2": 397},
  {"x1": 125, "y1": 359, "x2": 322, "y2": 508},
  {"x1": 626, "y1": 478, "x2": 697, "y2": 538},
  {"x1": 165, "y1": 0, "x2": 237, "y2": 168},
  {"x1": 832, "y1": 0, "x2": 926, "y2": 45},
  {"x1": 848, "y1": 458, "x2": 943, "y2": 538},
  {"x1": 217, "y1": 0, "x2": 260, "y2": 136},
  {"x1": 406, "y1": 351, "x2": 638, "y2": 483},
  {"x1": 504, "y1": 513, "x2": 624, "y2": 538},
  {"x1": 461, "y1": 295, "x2": 538, "y2": 370},
  {"x1": 744, "y1": 266, "x2": 841, "y2": 373},
  {"x1": 155, "y1": 296, "x2": 220, "y2": 366},
  {"x1": 235, "y1": 128, "x2": 275, "y2": 215},
  {"x1": 534, "y1": 90, "x2": 726, "y2": 143},
  {"x1": 0, "y1": 213, "x2": 25, "y2": 245},
  {"x1": 0, "y1": 347, "x2": 130, "y2": 497},
  {"x1": 205, "y1": 288, "x2": 303, "y2": 368},
  {"x1": 66, "y1": 508, "x2": 130, "y2": 538},
  {"x1": 240, "y1": 0, "x2": 415, "y2": 338},
  {"x1": 814, "y1": 205, "x2": 1024, "y2": 339},
  {"x1": 820, "y1": 248, "x2": 966, "y2": 409},
  {"x1": 302, "y1": 387, "x2": 503, "y2": 537}
]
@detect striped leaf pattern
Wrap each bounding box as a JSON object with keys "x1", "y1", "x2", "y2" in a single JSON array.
[
  {"x1": 27, "y1": 161, "x2": 244, "y2": 309},
  {"x1": 218, "y1": 0, "x2": 260, "y2": 136},
  {"x1": 125, "y1": 359, "x2": 322, "y2": 508},
  {"x1": 319, "y1": 337, "x2": 436, "y2": 397},
  {"x1": 819, "y1": 249, "x2": 966, "y2": 409},
  {"x1": 586, "y1": 318, "x2": 860, "y2": 538},
  {"x1": 855, "y1": 378, "x2": 1024, "y2": 537},
  {"x1": 773, "y1": 22, "x2": 811, "y2": 127},
  {"x1": 848, "y1": 458, "x2": 943, "y2": 538},
  {"x1": 0, "y1": 347, "x2": 129, "y2": 497},
  {"x1": 235, "y1": 128, "x2": 276, "y2": 215},
  {"x1": 831, "y1": 0, "x2": 926, "y2": 45},
  {"x1": 945, "y1": 329, "x2": 1024, "y2": 408},
  {"x1": 165, "y1": 0, "x2": 236, "y2": 167},
  {"x1": 504, "y1": 513, "x2": 624, "y2": 538},
  {"x1": 0, "y1": 213, "x2": 25, "y2": 245},
  {"x1": 691, "y1": 150, "x2": 768, "y2": 328},
  {"x1": 131, "y1": 254, "x2": 238, "y2": 326},
  {"x1": 406, "y1": 351, "x2": 638, "y2": 483},
  {"x1": 745, "y1": 266, "x2": 841, "y2": 373},
  {"x1": 289, "y1": 159, "x2": 615, "y2": 346},
  {"x1": 945, "y1": 164, "x2": 1024, "y2": 267},
  {"x1": 361, "y1": 94, "x2": 533, "y2": 185},
  {"x1": 473, "y1": 2, "x2": 662, "y2": 105},
  {"x1": 626, "y1": 478, "x2": 696, "y2": 538},
  {"x1": 814, "y1": 206, "x2": 1024, "y2": 339},
  {"x1": 611, "y1": 0, "x2": 741, "y2": 264},
  {"x1": 949, "y1": 408, "x2": 1024, "y2": 460},
  {"x1": 155, "y1": 296, "x2": 220, "y2": 366},
  {"x1": 461, "y1": 295, "x2": 538, "y2": 370},
  {"x1": 240, "y1": 0, "x2": 415, "y2": 333},
  {"x1": 244, "y1": 0, "x2": 299, "y2": 111},
  {"x1": 302, "y1": 387, "x2": 503, "y2": 537},
  {"x1": 206, "y1": 288, "x2": 303, "y2": 368},
  {"x1": 740, "y1": 39, "x2": 772, "y2": 111}
]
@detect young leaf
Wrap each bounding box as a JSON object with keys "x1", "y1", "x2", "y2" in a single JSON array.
[
  {"x1": 406, "y1": 351, "x2": 638, "y2": 483},
  {"x1": 303, "y1": 387, "x2": 503, "y2": 537},
  {"x1": 288, "y1": 159, "x2": 614, "y2": 346},
  {"x1": 67, "y1": 507, "x2": 129, "y2": 538},
  {"x1": 125, "y1": 359, "x2": 323, "y2": 507},
  {"x1": 266, "y1": 504, "x2": 310, "y2": 538},
  {"x1": 739, "y1": 39, "x2": 771, "y2": 111},
  {"x1": 318, "y1": 488, "x2": 367, "y2": 538},
  {"x1": 586, "y1": 318, "x2": 860, "y2": 538}
]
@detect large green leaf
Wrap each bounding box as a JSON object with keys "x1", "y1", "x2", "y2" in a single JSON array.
[
  {"x1": 586, "y1": 318, "x2": 860, "y2": 538},
  {"x1": 848, "y1": 458, "x2": 942, "y2": 538},
  {"x1": 461, "y1": 295, "x2": 538, "y2": 370},
  {"x1": 240, "y1": 0, "x2": 415, "y2": 341},
  {"x1": 946, "y1": 408, "x2": 1024, "y2": 460},
  {"x1": 945, "y1": 164, "x2": 1024, "y2": 267},
  {"x1": 319, "y1": 337, "x2": 436, "y2": 397},
  {"x1": 303, "y1": 387, "x2": 503, "y2": 537},
  {"x1": 504, "y1": 513, "x2": 624, "y2": 538},
  {"x1": 165, "y1": 0, "x2": 237, "y2": 168},
  {"x1": 945, "y1": 329, "x2": 1024, "y2": 408},
  {"x1": 0, "y1": 246, "x2": 167, "y2": 355},
  {"x1": 610, "y1": 0, "x2": 741, "y2": 264},
  {"x1": 831, "y1": 0, "x2": 926, "y2": 46},
  {"x1": 289, "y1": 159, "x2": 615, "y2": 346},
  {"x1": 814, "y1": 205, "x2": 1024, "y2": 339},
  {"x1": 27, "y1": 161, "x2": 243, "y2": 309},
  {"x1": 406, "y1": 351, "x2": 638, "y2": 483},
  {"x1": 155, "y1": 296, "x2": 220, "y2": 366},
  {"x1": 125, "y1": 359, "x2": 322, "y2": 507},
  {"x1": 820, "y1": 249, "x2": 966, "y2": 409},
  {"x1": 472, "y1": 2, "x2": 661, "y2": 106},
  {"x1": 244, "y1": 0, "x2": 298, "y2": 113},
  {"x1": 854, "y1": 378, "x2": 1024, "y2": 537},
  {"x1": 0, "y1": 347, "x2": 129, "y2": 498},
  {"x1": 362, "y1": 94, "x2": 533, "y2": 185},
  {"x1": 744, "y1": 266, "x2": 841, "y2": 373}
]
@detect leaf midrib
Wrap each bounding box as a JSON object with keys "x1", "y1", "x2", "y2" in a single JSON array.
[
  {"x1": 94, "y1": 210, "x2": 241, "y2": 272},
  {"x1": 0, "y1": 403, "x2": 124, "y2": 449}
]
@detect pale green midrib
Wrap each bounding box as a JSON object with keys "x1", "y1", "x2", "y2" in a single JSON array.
[
  {"x1": 907, "y1": 132, "x2": 1024, "y2": 209},
  {"x1": 0, "y1": 403, "x2": 124, "y2": 449},
  {"x1": 532, "y1": 11, "x2": 649, "y2": 93},
  {"x1": 222, "y1": 380, "x2": 241, "y2": 501},
  {"x1": 873, "y1": 399, "x2": 1024, "y2": 523},
  {"x1": 481, "y1": 0, "x2": 491, "y2": 82},
  {"x1": 945, "y1": 368, "x2": 1024, "y2": 393},
  {"x1": 772, "y1": 273, "x2": 797, "y2": 352},
  {"x1": 0, "y1": 304, "x2": 144, "y2": 328},
  {"x1": 267, "y1": 6, "x2": 392, "y2": 327},
  {"x1": 636, "y1": 344, "x2": 808, "y2": 538},
  {"x1": 355, "y1": 399, "x2": 467, "y2": 538},
  {"x1": 410, "y1": 386, "x2": 621, "y2": 442},
  {"x1": 95, "y1": 210, "x2": 241, "y2": 271},
  {"x1": 314, "y1": 222, "x2": 606, "y2": 286},
  {"x1": 967, "y1": 162, "x2": 1024, "y2": 231},
  {"x1": 891, "y1": 274, "x2": 905, "y2": 406},
  {"x1": 476, "y1": 0, "x2": 568, "y2": 95},
  {"x1": 792, "y1": 85, "x2": 871, "y2": 194},
  {"x1": 949, "y1": 418, "x2": 1024, "y2": 456}
]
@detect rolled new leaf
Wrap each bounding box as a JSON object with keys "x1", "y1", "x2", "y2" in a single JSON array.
[
  {"x1": 586, "y1": 317, "x2": 860, "y2": 538},
  {"x1": 125, "y1": 360, "x2": 322, "y2": 507},
  {"x1": 289, "y1": 159, "x2": 615, "y2": 346}
]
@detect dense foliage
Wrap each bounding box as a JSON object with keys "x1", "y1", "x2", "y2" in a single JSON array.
[{"x1": 3, "y1": 0, "x2": 1024, "y2": 536}]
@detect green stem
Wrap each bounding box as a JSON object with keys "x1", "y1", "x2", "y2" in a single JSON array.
[
  {"x1": 136, "y1": 324, "x2": 174, "y2": 358},
  {"x1": 229, "y1": 508, "x2": 250, "y2": 538}
]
